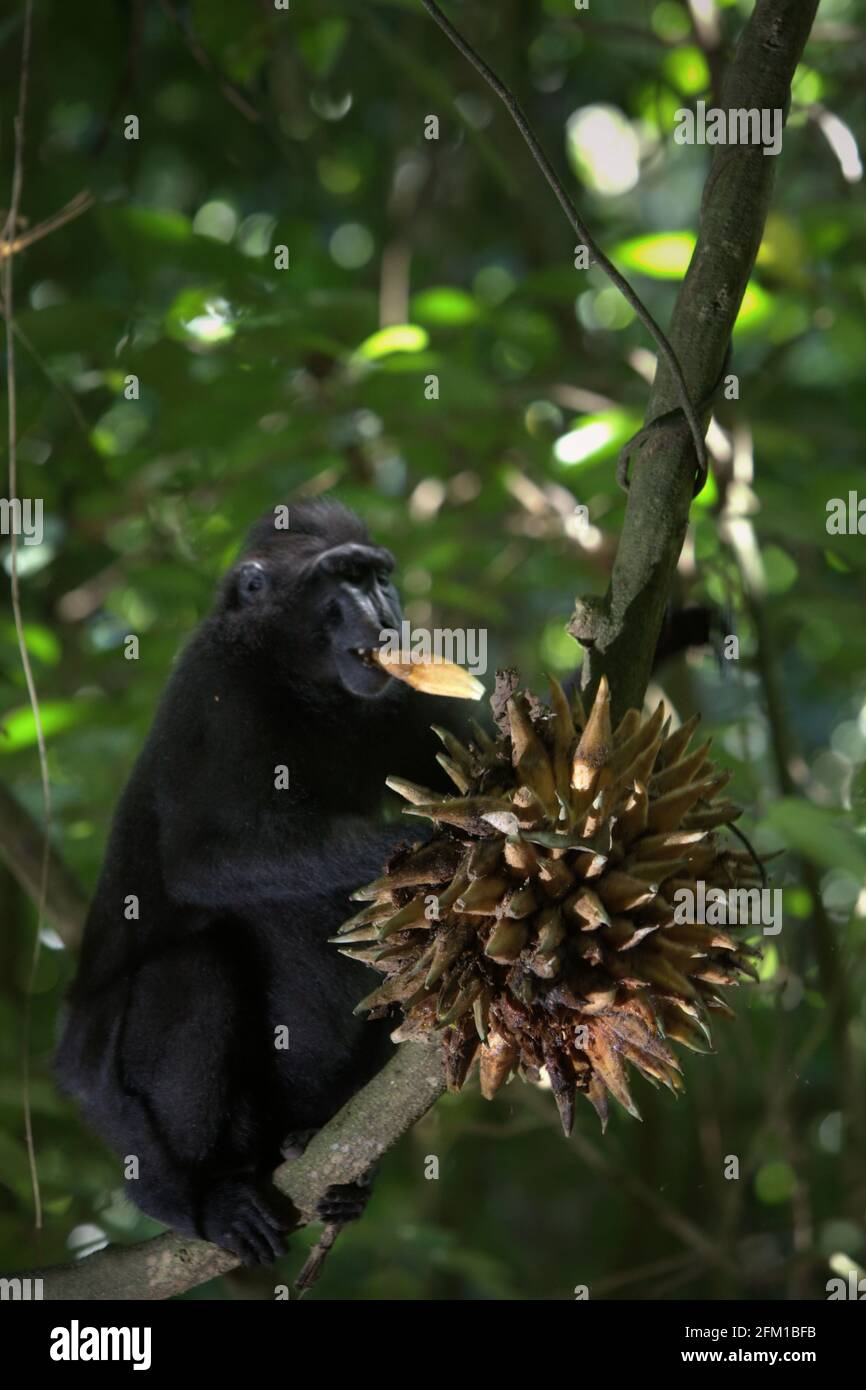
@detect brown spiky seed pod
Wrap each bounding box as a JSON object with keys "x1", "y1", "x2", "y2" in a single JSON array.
[{"x1": 335, "y1": 676, "x2": 763, "y2": 1134}]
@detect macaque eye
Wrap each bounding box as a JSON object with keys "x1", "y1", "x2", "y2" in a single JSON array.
[{"x1": 237, "y1": 562, "x2": 270, "y2": 602}]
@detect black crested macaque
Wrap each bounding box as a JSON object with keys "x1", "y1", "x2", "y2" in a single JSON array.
[{"x1": 55, "y1": 500, "x2": 471, "y2": 1265}]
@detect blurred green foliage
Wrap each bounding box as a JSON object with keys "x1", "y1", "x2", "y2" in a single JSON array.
[{"x1": 1, "y1": 0, "x2": 865, "y2": 1300}]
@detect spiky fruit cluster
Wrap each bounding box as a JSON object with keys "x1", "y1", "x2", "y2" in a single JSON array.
[{"x1": 336, "y1": 676, "x2": 762, "y2": 1134}]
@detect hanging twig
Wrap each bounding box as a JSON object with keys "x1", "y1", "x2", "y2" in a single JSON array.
[
  {"x1": 418, "y1": 0, "x2": 708, "y2": 491},
  {"x1": 2, "y1": 0, "x2": 51, "y2": 1233},
  {"x1": 293, "y1": 1221, "x2": 346, "y2": 1295},
  {"x1": 159, "y1": 0, "x2": 262, "y2": 125},
  {"x1": 0, "y1": 189, "x2": 94, "y2": 258}
]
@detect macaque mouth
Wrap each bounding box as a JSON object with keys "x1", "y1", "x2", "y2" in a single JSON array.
[
  {"x1": 352, "y1": 647, "x2": 484, "y2": 701},
  {"x1": 353, "y1": 647, "x2": 381, "y2": 666}
]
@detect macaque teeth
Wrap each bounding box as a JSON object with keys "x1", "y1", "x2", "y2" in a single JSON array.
[{"x1": 368, "y1": 648, "x2": 485, "y2": 700}]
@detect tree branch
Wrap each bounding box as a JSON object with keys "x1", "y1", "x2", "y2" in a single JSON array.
[
  {"x1": 573, "y1": 0, "x2": 820, "y2": 724},
  {"x1": 29, "y1": 1041, "x2": 444, "y2": 1299}
]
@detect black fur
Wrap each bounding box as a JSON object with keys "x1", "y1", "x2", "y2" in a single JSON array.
[{"x1": 55, "y1": 500, "x2": 463, "y2": 1265}]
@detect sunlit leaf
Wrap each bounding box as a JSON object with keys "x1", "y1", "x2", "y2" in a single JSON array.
[
  {"x1": 662, "y1": 46, "x2": 710, "y2": 96},
  {"x1": 412, "y1": 288, "x2": 479, "y2": 326},
  {"x1": 354, "y1": 324, "x2": 429, "y2": 360},
  {"x1": 734, "y1": 281, "x2": 774, "y2": 334},
  {"x1": 165, "y1": 288, "x2": 236, "y2": 347},
  {"x1": 0, "y1": 623, "x2": 61, "y2": 666},
  {"x1": 114, "y1": 206, "x2": 193, "y2": 244},
  {"x1": 755, "y1": 1160, "x2": 797, "y2": 1205},
  {"x1": 566, "y1": 104, "x2": 639, "y2": 196},
  {"x1": 691, "y1": 469, "x2": 719, "y2": 511},
  {"x1": 0, "y1": 700, "x2": 93, "y2": 753},
  {"x1": 613, "y1": 232, "x2": 695, "y2": 278},
  {"x1": 554, "y1": 409, "x2": 640, "y2": 467}
]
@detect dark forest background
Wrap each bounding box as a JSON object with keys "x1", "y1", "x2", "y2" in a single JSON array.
[{"x1": 1, "y1": 0, "x2": 865, "y2": 1299}]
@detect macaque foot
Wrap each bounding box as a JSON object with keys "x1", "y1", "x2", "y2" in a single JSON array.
[
  {"x1": 199, "y1": 1175, "x2": 291, "y2": 1266},
  {"x1": 280, "y1": 1127, "x2": 319, "y2": 1160},
  {"x1": 315, "y1": 1171, "x2": 374, "y2": 1224}
]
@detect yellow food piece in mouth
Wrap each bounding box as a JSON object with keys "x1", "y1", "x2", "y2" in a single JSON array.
[{"x1": 369, "y1": 649, "x2": 484, "y2": 701}]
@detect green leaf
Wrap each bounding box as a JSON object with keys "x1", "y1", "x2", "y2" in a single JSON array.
[
  {"x1": 764, "y1": 798, "x2": 866, "y2": 878},
  {"x1": 762, "y1": 545, "x2": 799, "y2": 594},
  {"x1": 353, "y1": 324, "x2": 429, "y2": 361},
  {"x1": 0, "y1": 623, "x2": 61, "y2": 666},
  {"x1": 613, "y1": 232, "x2": 695, "y2": 278},
  {"x1": 412, "y1": 287, "x2": 479, "y2": 326},
  {"x1": 298, "y1": 19, "x2": 350, "y2": 78},
  {"x1": 734, "y1": 282, "x2": 774, "y2": 334},
  {"x1": 662, "y1": 46, "x2": 710, "y2": 96},
  {"x1": 553, "y1": 409, "x2": 641, "y2": 467},
  {"x1": 0, "y1": 700, "x2": 93, "y2": 753}
]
